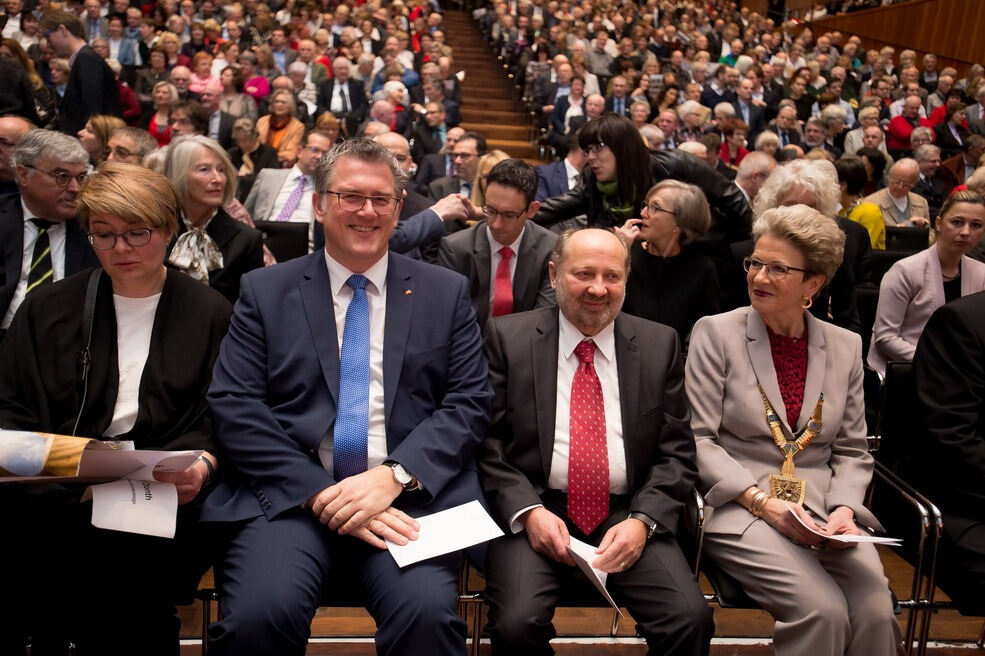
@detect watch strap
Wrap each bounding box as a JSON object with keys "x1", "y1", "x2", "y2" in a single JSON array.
[{"x1": 628, "y1": 511, "x2": 658, "y2": 540}]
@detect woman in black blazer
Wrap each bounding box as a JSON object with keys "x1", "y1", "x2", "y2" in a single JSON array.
[
  {"x1": 0, "y1": 163, "x2": 231, "y2": 654},
  {"x1": 227, "y1": 117, "x2": 280, "y2": 201},
  {"x1": 164, "y1": 135, "x2": 264, "y2": 303},
  {"x1": 933, "y1": 103, "x2": 971, "y2": 160}
]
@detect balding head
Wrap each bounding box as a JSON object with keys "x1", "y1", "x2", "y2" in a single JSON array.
[
  {"x1": 0, "y1": 115, "x2": 33, "y2": 181},
  {"x1": 735, "y1": 151, "x2": 777, "y2": 201},
  {"x1": 374, "y1": 131, "x2": 413, "y2": 173}
]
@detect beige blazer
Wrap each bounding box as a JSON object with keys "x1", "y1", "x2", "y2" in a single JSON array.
[
  {"x1": 862, "y1": 188, "x2": 930, "y2": 226},
  {"x1": 685, "y1": 307, "x2": 879, "y2": 536},
  {"x1": 867, "y1": 246, "x2": 985, "y2": 375}
]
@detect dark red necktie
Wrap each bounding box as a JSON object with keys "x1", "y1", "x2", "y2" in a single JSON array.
[
  {"x1": 491, "y1": 246, "x2": 514, "y2": 317},
  {"x1": 567, "y1": 340, "x2": 609, "y2": 534}
]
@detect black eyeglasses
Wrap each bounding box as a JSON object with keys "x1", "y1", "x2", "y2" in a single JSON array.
[
  {"x1": 582, "y1": 142, "x2": 608, "y2": 155},
  {"x1": 88, "y1": 228, "x2": 154, "y2": 250},
  {"x1": 743, "y1": 257, "x2": 808, "y2": 280},
  {"x1": 482, "y1": 205, "x2": 524, "y2": 221},
  {"x1": 24, "y1": 164, "x2": 87, "y2": 187},
  {"x1": 323, "y1": 190, "x2": 399, "y2": 216}
]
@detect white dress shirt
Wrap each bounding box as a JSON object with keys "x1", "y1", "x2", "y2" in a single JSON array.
[
  {"x1": 486, "y1": 226, "x2": 523, "y2": 312},
  {"x1": 329, "y1": 81, "x2": 351, "y2": 115},
  {"x1": 2, "y1": 202, "x2": 68, "y2": 329},
  {"x1": 563, "y1": 157, "x2": 581, "y2": 190},
  {"x1": 509, "y1": 312, "x2": 628, "y2": 532},
  {"x1": 318, "y1": 251, "x2": 389, "y2": 477},
  {"x1": 268, "y1": 165, "x2": 315, "y2": 247},
  {"x1": 105, "y1": 293, "x2": 161, "y2": 437}
]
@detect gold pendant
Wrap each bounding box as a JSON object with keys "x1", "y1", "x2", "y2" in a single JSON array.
[{"x1": 769, "y1": 474, "x2": 806, "y2": 505}]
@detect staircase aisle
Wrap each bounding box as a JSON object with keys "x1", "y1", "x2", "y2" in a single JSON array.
[{"x1": 441, "y1": 11, "x2": 543, "y2": 162}]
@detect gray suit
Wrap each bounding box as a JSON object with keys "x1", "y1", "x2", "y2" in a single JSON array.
[
  {"x1": 685, "y1": 307, "x2": 900, "y2": 656},
  {"x1": 428, "y1": 174, "x2": 467, "y2": 202},
  {"x1": 862, "y1": 188, "x2": 930, "y2": 227},
  {"x1": 435, "y1": 221, "x2": 557, "y2": 328},
  {"x1": 243, "y1": 168, "x2": 293, "y2": 223}
]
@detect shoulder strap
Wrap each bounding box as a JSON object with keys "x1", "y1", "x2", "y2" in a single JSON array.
[{"x1": 72, "y1": 268, "x2": 102, "y2": 436}]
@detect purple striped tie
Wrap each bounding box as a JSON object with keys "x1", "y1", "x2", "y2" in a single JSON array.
[{"x1": 275, "y1": 176, "x2": 306, "y2": 222}]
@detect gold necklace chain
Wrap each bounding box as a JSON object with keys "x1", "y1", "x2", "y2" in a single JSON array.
[{"x1": 758, "y1": 384, "x2": 824, "y2": 504}]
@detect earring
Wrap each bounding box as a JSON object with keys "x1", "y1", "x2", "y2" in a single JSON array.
[{"x1": 801, "y1": 296, "x2": 813, "y2": 309}]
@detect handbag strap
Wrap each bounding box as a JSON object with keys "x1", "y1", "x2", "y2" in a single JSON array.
[{"x1": 72, "y1": 269, "x2": 102, "y2": 436}]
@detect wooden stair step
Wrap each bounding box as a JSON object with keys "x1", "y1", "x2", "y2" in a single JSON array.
[
  {"x1": 459, "y1": 122, "x2": 530, "y2": 140},
  {"x1": 486, "y1": 138, "x2": 543, "y2": 159}
]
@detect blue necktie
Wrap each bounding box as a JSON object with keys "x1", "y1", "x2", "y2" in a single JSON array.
[{"x1": 333, "y1": 274, "x2": 370, "y2": 480}]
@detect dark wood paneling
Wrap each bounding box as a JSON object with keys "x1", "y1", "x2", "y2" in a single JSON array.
[{"x1": 811, "y1": 0, "x2": 984, "y2": 76}]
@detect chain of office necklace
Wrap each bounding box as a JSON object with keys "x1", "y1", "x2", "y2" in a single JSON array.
[{"x1": 759, "y1": 384, "x2": 824, "y2": 504}]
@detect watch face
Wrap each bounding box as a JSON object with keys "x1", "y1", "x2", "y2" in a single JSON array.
[{"x1": 391, "y1": 464, "x2": 412, "y2": 485}]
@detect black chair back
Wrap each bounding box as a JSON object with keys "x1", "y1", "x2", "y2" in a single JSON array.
[
  {"x1": 885, "y1": 226, "x2": 929, "y2": 252},
  {"x1": 254, "y1": 220, "x2": 309, "y2": 263},
  {"x1": 869, "y1": 250, "x2": 911, "y2": 285}
]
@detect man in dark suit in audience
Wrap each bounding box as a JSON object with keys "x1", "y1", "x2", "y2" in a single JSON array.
[
  {"x1": 199, "y1": 80, "x2": 235, "y2": 150},
  {"x1": 428, "y1": 131, "x2": 485, "y2": 201},
  {"x1": 603, "y1": 75, "x2": 632, "y2": 116},
  {"x1": 1, "y1": 130, "x2": 99, "y2": 339},
  {"x1": 42, "y1": 10, "x2": 121, "y2": 135},
  {"x1": 913, "y1": 144, "x2": 949, "y2": 217},
  {"x1": 316, "y1": 56, "x2": 370, "y2": 138},
  {"x1": 766, "y1": 105, "x2": 803, "y2": 148},
  {"x1": 914, "y1": 291, "x2": 985, "y2": 615},
  {"x1": 535, "y1": 136, "x2": 586, "y2": 201},
  {"x1": 436, "y1": 159, "x2": 557, "y2": 329},
  {"x1": 414, "y1": 126, "x2": 463, "y2": 195},
  {"x1": 478, "y1": 227, "x2": 714, "y2": 655},
  {"x1": 732, "y1": 78, "x2": 766, "y2": 146},
  {"x1": 409, "y1": 101, "x2": 448, "y2": 164},
  {"x1": 203, "y1": 137, "x2": 493, "y2": 656}
]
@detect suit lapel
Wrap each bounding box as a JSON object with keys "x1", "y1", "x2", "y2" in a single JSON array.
[
  {"x1": 473, "y1": 226, "x2": 491, "y2": 326},
  {"x1": 0, "y1": 197, "x2": 24, "y2": 299},
  {"x1": 797, "y1": 313, "x2": 827, "y2": 431},
  {"x1": 264, "y1": 170, "x2": 291, "y2": 221},
  {"x1": 532, "y1": 309, "x2": 560, "y2": 481},
  {"x1": 511, "y1": 226, "x2": 537, "y2": 309},
  {"x1": 299, "y1": 253, "x2": 340, "y2": 407},
  {"x1": 745, "y1": 308, "x2": 791, "y2": 434},
  {"x1": 614, "y1": 317, "x2": 641, "y2": 489},
  {"x1": 205, "y1": 211, "x2": 238, "y2": 251},
  {"x1": 383, "y1": 253, "x2": 413, "y2": 428}
]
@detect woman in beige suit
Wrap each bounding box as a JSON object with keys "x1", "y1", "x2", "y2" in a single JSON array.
[{"x1": 685, "y1": 205, "x2": 901, "y2": 656}]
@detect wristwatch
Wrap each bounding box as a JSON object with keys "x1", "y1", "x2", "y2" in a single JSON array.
[
  {"x1": 384, "y1": 460, "x2": 420, "y2": 491},
  {"x1": 628, "y1": 511, "x2": 660, "y2": 540}
]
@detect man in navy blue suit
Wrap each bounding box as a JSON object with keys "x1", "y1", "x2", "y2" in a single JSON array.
[
  {"x1": 203, "y1": 138, "x2": 493, "y2": 656},
  {"x1": 535, "y1": 136, "x2": 587, "y2": 201}
]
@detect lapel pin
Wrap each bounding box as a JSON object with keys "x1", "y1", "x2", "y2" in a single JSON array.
[{"x1": 404, "y1": 289, "x2": 413, "y2": 295}]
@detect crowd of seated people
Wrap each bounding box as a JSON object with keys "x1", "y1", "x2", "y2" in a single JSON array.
[{"x1": 1, "y1": 0, "x2": 984, "y2": 653}]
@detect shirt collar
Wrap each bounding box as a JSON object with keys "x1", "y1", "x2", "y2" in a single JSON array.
[
  {"x1": 324, "y1": 249, "x2": 388, "y2": 298},
  {"x1": 563, "y1": 158, "x2": 580, "y2": 179},
  {"x1": 289, "y1": 164, "x2": 312, "y2": 184},
  {"x1": 558, "y1": 309, "x2": 616, "y2": 364},
  {"x1": 485, "y1": 224, "x2": 524, "y2": 254}
]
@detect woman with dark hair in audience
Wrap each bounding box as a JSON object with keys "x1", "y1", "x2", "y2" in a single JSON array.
[
  {"x1": 856, "y1": 146, "x2": 887, "y2": 196},
  {"x1": 933, "y1": 102, "x2": 970, "y2": 160},
  {"x1": 868, "y1": 190, "x2": 985, "y2": 375},
  {"x1": 0, "y1": 37, "x2": 48, "y2": 125},
  {"x1": 219, "y1": 65, "x2": 258, "y2": 120},
  {"x1": 238, "y1": 51, "x2": 270, "y2": 104},
  {"x1": 164, "y1": 135, "x2": 263, "y2": 303},
  {"x1": 0, "y1": 162, "x2": 230, "y2": 655},
  {"x1": 533, "y1": 112, "x2": 751, "y2": 245},
  {"x1": 134, "y1": 47, "x2": 171, "y2": 106},
  {"x1": 720, "y1": 117, "x2": 750, "y2": 168},
  {"x1": 227, "y1": 117, "x2": 278, "y2": 201},
  {"x1": 685, "y1": 203, "x2": 901, "y2": 656},
  {"x1": 654, "y1": 83, "x2": 681, "y2": 114},
  {"x1": 617, "y1": 179, "x2": 720, "y2": 343},
  {"x1": 180, "y1": 21, "x2": 211, "y2": 59},
  {"x1": 835, "y1": 157, "x2": 885, "y2": 250}
]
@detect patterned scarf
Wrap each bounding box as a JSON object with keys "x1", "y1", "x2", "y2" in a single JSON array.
[{"x1": 168, "y1": 213, "x2": 223, "y2": 282}]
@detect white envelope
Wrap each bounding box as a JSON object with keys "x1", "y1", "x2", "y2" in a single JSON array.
[
  {"x1": 386, "y1": 500, "x2": 504, "y2": 568},
  {"x1": 566, "y1": 537, "x2": 624, "y2": 615}
]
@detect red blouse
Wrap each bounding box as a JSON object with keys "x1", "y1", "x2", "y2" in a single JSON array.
[{"x1": 767, "y1": 326, "x2": 808, "y2": 429}]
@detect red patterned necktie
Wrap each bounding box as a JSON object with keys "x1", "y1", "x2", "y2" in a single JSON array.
[
  {"x1": 491, "y1": 246, "x2": 514, "y2": 317},
  {"x1": 567, "y1": 340, "x2": 609, "y2": 534}
]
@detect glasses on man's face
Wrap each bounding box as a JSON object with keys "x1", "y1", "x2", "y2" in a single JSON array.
[
  {"x1": 451, "y1": 152, "x2": 475, "y2": 161},
  {"x1": 582, "y1": 142, "x2": 608, "y2": 156},
  {"x1": 482, "y1": 205, "x2": 524, "y2": 221},
  {"x1": 109, "y1": 145, "x2": 135, "y2": 160},
  {"x1": 303, "y1": 145, "x2": 329, "y2": 156},
  {"x1": 324, "y1": 190, "x2": 399, "y2": 216},
  {"x1": 743, "y1": 257, "x2": 807, "y2": 280},
  {"x1": 24, "y1": 164, "x2": 87, "y2": 187},
  {"x1": 88, "y1": 228, "x2": 154, "y2": 250}
]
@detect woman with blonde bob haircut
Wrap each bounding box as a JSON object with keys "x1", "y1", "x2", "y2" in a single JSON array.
[
  {"x1": 619, "y1": 179, "x2": 720, "y2": 341},
  {"x1": 0, "y1": 162, "x2": 231, "y2": 654},
  {"x1": 685, "y1": 203, "x2": 902, "y2": 656},
  {"x1": 164, "y1": 135, "x2": 263, "y2": 303}
]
